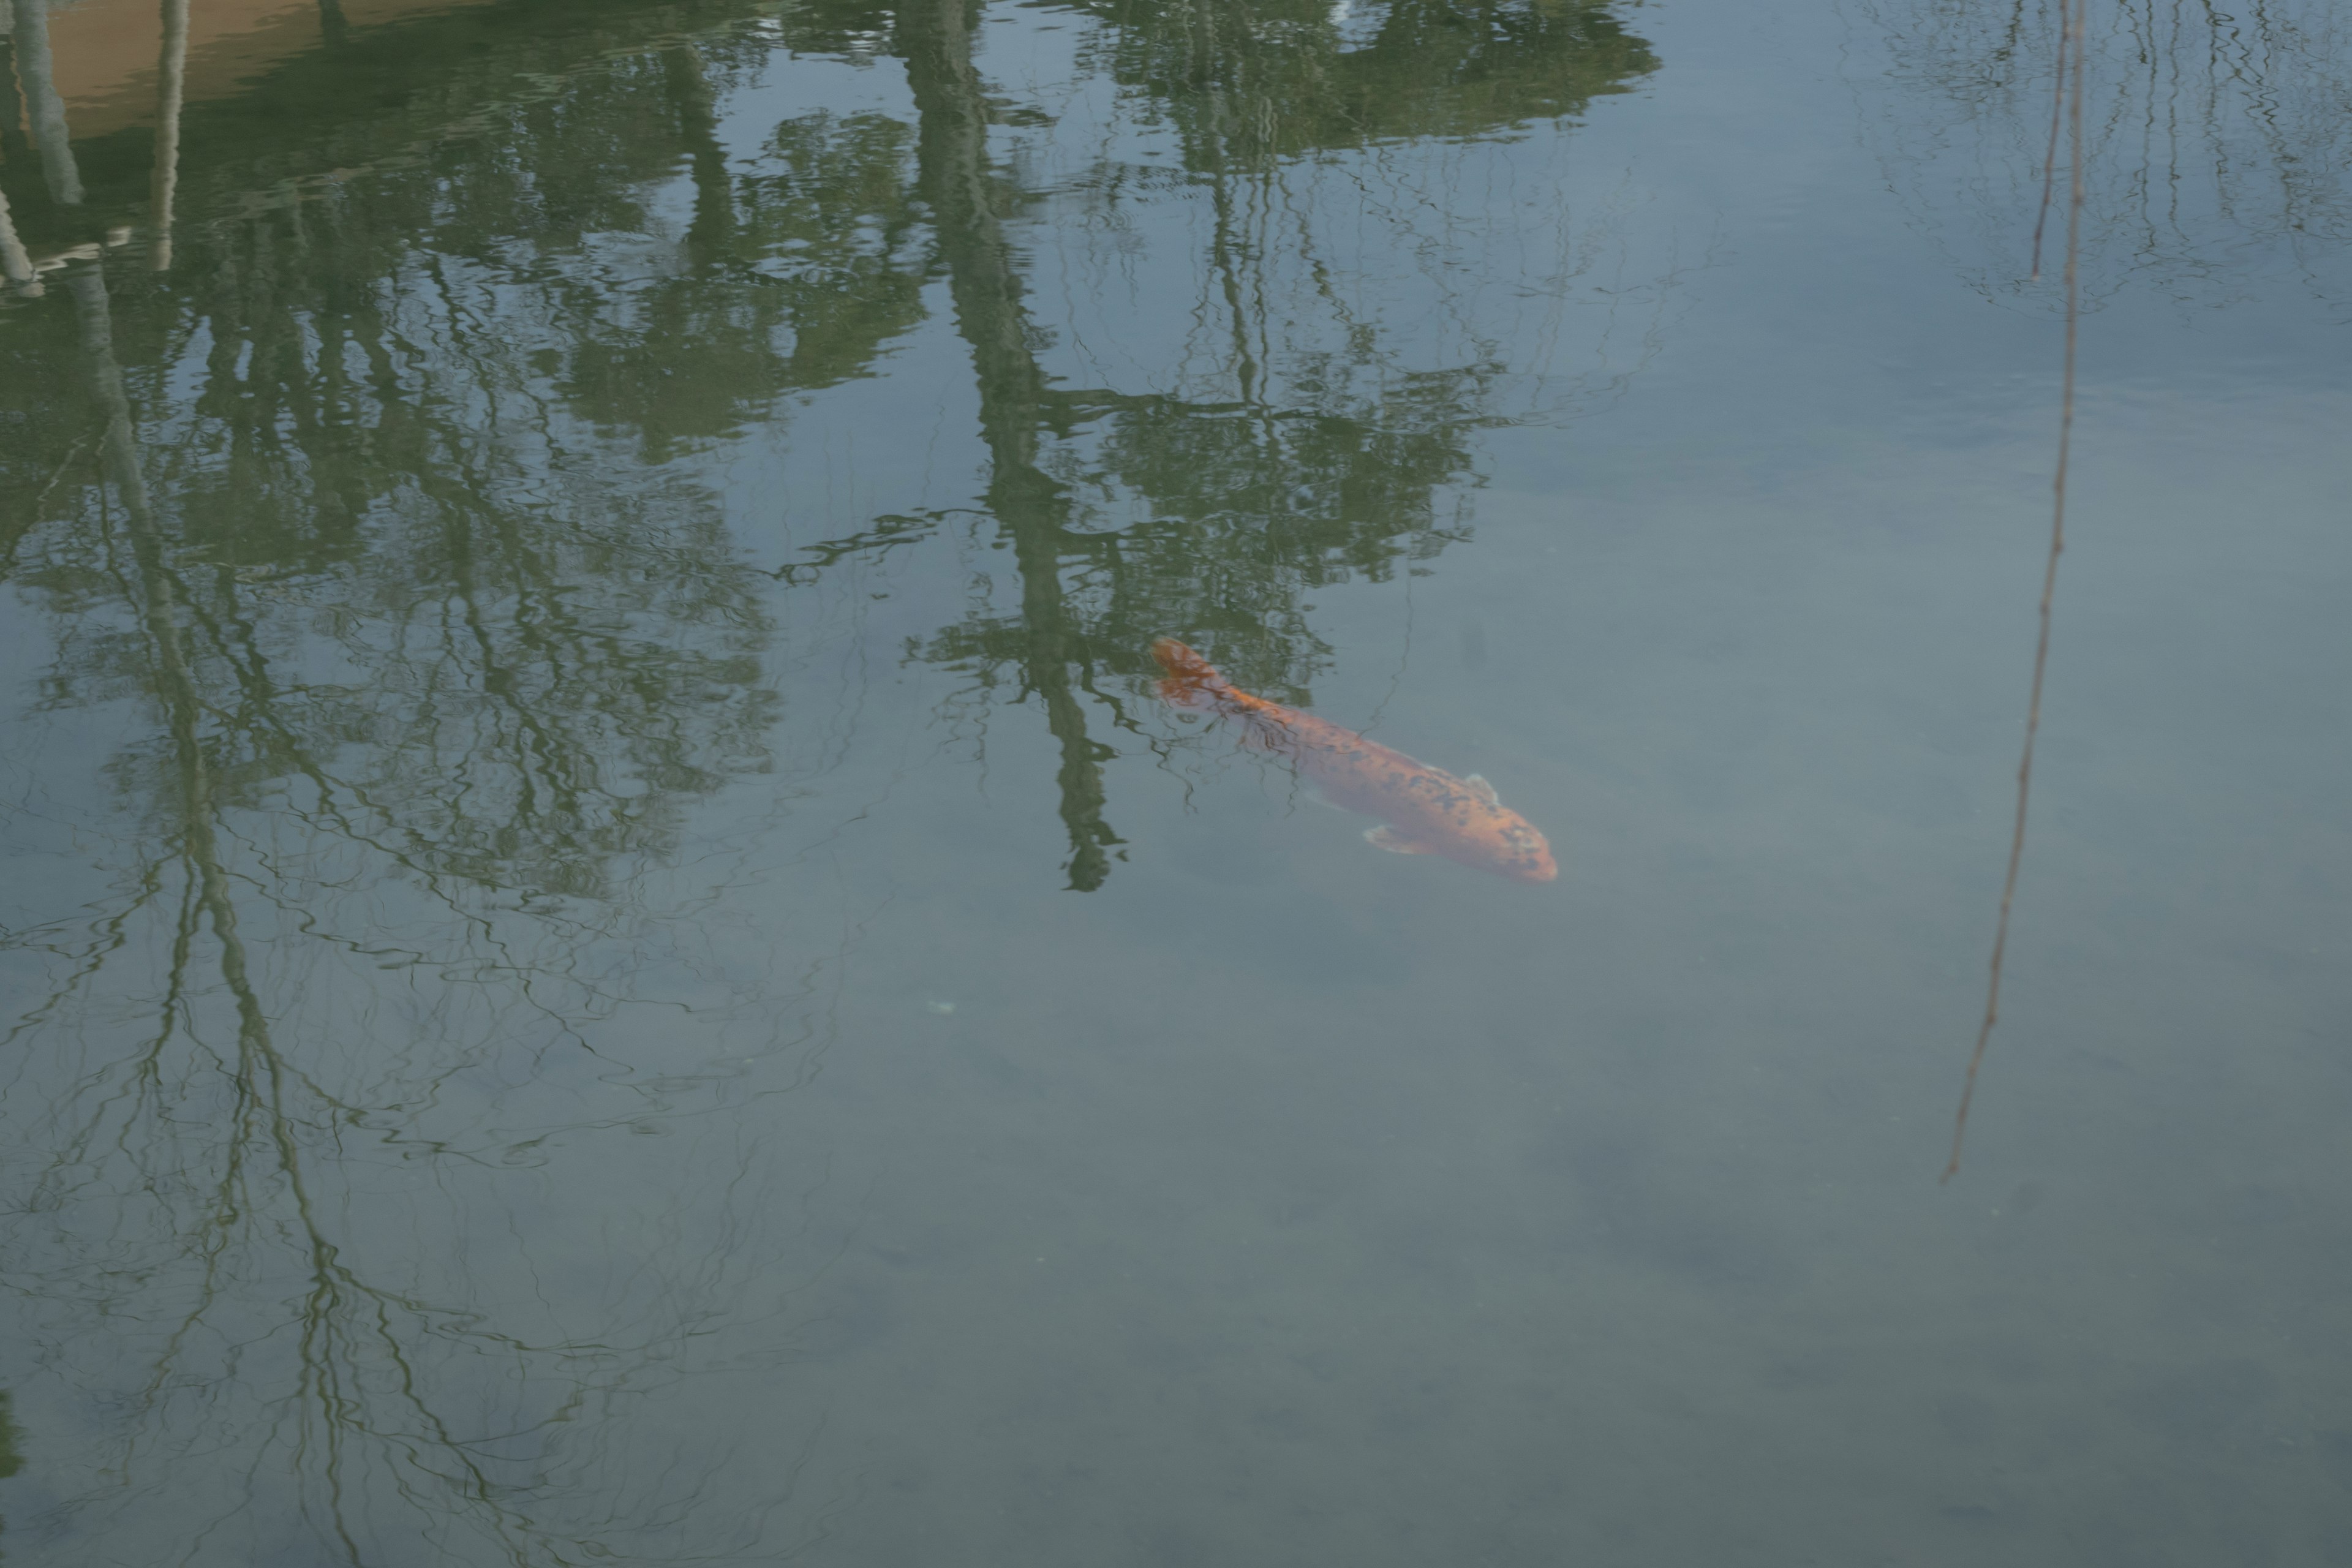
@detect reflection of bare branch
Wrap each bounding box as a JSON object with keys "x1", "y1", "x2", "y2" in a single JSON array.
[
  {"x1": 42, "y1": 265, "x2": 619, "y2": 1564},
  {"x1": 7, "y1": 240, "x2": 837, "y2": 1565},
  {"x1": 0, "y1": 11, "x2": 937, "y2": 1563},
  {"x1": 1851, "y1": 0, "x2": 2352, "y2": 308}
]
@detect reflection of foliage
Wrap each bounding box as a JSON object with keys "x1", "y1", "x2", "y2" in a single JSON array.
[
  {"x1": 5, "y1": 0, "x2": 1676, "y2": 1555},
  {"x1": 886, "y1": 0, "x2": 1664, "y2": 886},
  {"x1": 17, "y1": 277, "x2": 778, "y2": 899},
  {"x1": 560, "y1": 88, "x2": 930, "y2": 459},
  {"x1": 0, "y1": 245, "x2": 833, "y2": 1564},
  {"x1": 2, "y1": 9, "x2": 874, "y2": 1556},
  {"x1": 919, "y1": 375, "x2": 1491, "y2": 706},
  {"x1": 1078, "y1": 372, "x2": 1493, "y2": 696},
  {"x1": 1076, "y1": 0, "x2": 1658, "y2": 163},
  {"x1": 1850, "y1": 0, "x2": 2352, "y2": 307},
  {"x1": 0, "y1": 10, "x2": 891, "y2": 898}
]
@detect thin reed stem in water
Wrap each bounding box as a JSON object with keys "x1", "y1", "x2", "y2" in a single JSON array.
[{"x1": 1946, "y1": 0, "x2": 2087, "y2": 1184}]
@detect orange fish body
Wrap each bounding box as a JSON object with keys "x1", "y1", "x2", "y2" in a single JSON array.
[{"x1": 1152, "y1": 638, "x2": 1557, "y2": 883}]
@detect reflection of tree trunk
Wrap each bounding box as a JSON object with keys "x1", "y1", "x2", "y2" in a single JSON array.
[
  {"x1": 67, "y1": 268, "x2": 286, "y2": 1179},
  {"x1": 55, "y1": 265, "x2": 737, "y2": 1560},
  {"x1": 69, "y1": 266, "x2": 297, "y2": 1257},
  {"x1": 903, "y1": 0, "x2": 1121, "y2": 890},
  {"x1": 67, "y1": 271, "x2": 257, "y2": 1035},
  {"x1": 150, "y1": 0, "x2": 190, "y2": 269},
  {"x1": 66, "y1": 265, "x2": 511, "y2": 1551},
  {"x1": 12, "y1": 0, "x2": 85, "y2": 205},
  {"x1": 0, "y1": 5, "x2": 32, "y2": 172},
  {"x1": 665, "y1": 45, "x2": 737, "y2": 267},
  {"x1": 0, "y1": 183, "x2": 35, "y2": 290}
]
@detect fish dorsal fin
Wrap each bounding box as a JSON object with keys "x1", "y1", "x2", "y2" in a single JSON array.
[
  {"x1": 1365, "y1": 824, "x2": 1438, "y2": 856},
  {"x1": 1463, "y1": 773, "x2": 1501, "y2": 807}
]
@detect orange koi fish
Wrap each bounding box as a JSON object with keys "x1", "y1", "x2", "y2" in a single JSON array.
[{"x1": 1152, "y1": 638, "x2": 1557, "y2": 883}]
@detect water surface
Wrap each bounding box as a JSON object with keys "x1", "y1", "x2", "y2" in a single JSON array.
[{"x1": 3, "y1": 0, "x2": 2349, "y2": 1562}]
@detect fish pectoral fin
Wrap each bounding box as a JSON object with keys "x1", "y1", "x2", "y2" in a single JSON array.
[
  {"x1": 1365, "y1": 824, "x2": 1438, "y2": 856},
  {"x1": 1462, "y1": 773, "x2": 1501, "y2": 806}
]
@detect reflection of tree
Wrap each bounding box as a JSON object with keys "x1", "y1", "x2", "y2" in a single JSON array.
[
  {"x1": 2, "y1": 15, "x2": 879, "y2": 1558},
  {"x1": 1851, "y1": 0, "x2": 2352, "y2": 307},
  {"x1": 558, "y1": 47, "x2": 930, "y2": 461},
  {"x1": 3, "y1": 0, "x2": 1675, "y2": 1555},
  {"x1": 0, "y1": 242, "x2": 824, "y2": 1565},
  {"x1": 884, "y1": 0, "x2": 1660, "y2": 886},
  {"x1": 59, "y1": 271, "x2": 583, "y2": 1563},
  {"x1": 1080, "y1": 0, "x2": 1656, "y2": 161},
  {"x1": 902, "y1": 0, "x2": 1130, "y2": 888},
  {"x1": 28, "y1": 255, "x2": 780, "y2": 897}
]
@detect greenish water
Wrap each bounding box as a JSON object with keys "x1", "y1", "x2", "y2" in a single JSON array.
[{"x1": 3, "y1": 0, "x2": 2350, "y2": 1562}]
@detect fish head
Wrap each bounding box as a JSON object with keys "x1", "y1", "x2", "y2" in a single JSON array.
[
  {"x1": 1469, "y1": 813, "x2": 1558, "y2": 883},
  {"x1": 1152, "y1": 638, "x2": 1232, "y2": 712},
  {"x1": 1152, "y1": 638, "x2": 1209, "y2": 679},
  {"x1": 1157, "y1": 675, "x2": 1219, "y2": 712}
]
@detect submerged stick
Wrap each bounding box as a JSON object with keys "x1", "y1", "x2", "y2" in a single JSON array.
[{"x1": 1946, "y1": 0, "x2": 2087, "y2": 1184}]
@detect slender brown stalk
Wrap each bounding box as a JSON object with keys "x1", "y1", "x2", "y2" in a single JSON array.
[
  {"x1": 2026, "y1": 0, "x2": 2070, "y2": 280},
  {"x1": 1946, "y1": 0, "x2": 2088, "y2": 1183}
]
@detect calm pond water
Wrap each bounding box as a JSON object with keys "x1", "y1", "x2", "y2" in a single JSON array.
[{"x1": 3, "y1": 0, "x2": 2350, "y2": 1562}]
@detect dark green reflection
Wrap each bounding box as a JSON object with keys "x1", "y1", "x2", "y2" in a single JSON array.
[
  {"x1": 0, "y1": 0, "x2": 1659, "y2": 1556},
  {"x1": 1, "y1": 8, "x2": 865, "y2": 1561},
  {"x1": 1080, "y1": 0, "x2": 1657, "y2": 162},
  {"x1": 0, "y1": 1389, "x2": 20, "y2": 1560},
  {"x1": 2, "y1": 0, "x2": 1660, "y2": 891},
  {"x1": 892, "y1": 0, "x2": 1656, "y2": 886}
]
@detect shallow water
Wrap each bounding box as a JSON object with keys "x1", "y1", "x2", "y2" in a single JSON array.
[{"x1": 2, "y1": 0, "x2": 2349, "y2": 1562}]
